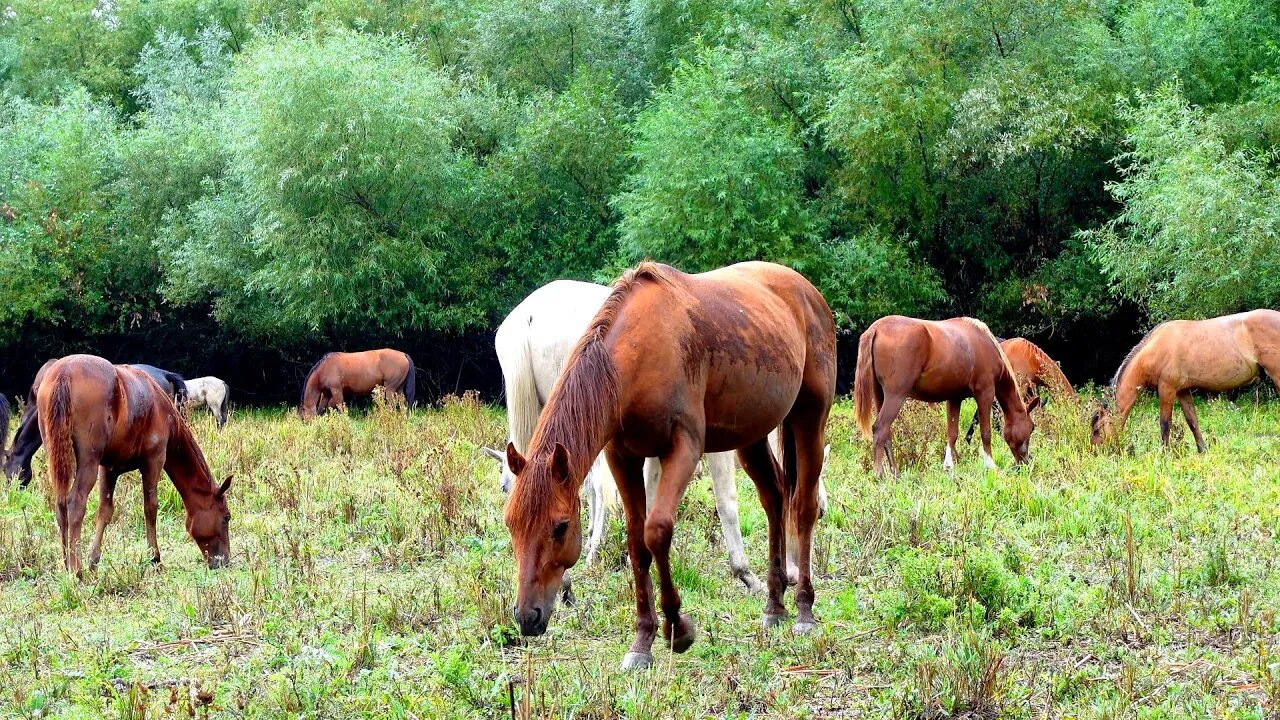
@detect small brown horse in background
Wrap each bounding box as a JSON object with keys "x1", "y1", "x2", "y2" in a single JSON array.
[
  {"x1": 855, "y1": 316, "x2": 1038, "y2": 476},
  {"x1": 503, "y1": 261, "x2": 835, "y2": 670},
  {"x1": 965, "y1": 337, "x2": 1073, "y2": 443},
  {"x1": 1092, "y1": 309, "x2": 1280, "y2": 452},
  {"x1": 37, "y1": 355, "x2": 232, "y2": 576},
  {"x1": 299, "y1": 349, "x2": 416, "y2": 419}
]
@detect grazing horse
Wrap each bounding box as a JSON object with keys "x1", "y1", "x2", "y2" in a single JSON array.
[
  {"x1": 964, "y1": 337, "x2": 1073, "y2": 443},
  {"x1": 131, "y1": 364, "x2": 188, "y2": 404},
  {"x1": 37, "y1": 355, "x2": 232, "y2": 576},
  {"x1": 300, "y1": 349, "x2": 416, "y2": 419},
  {"x1": 484, "y1": 279, "x2": 828, "y2": 592},
  {"x1": 855, "y1": 316, "x2": 1038, "y2": 476},
  {"x1": 1092, "y1": 309, "x2": 1280, "y2": 452},
  {"x1": 184, "y1": 377, "x2": 231, "y2": 428},
  {"x1": 503, "y1": 262, "x2": 835, "y2": 670},
  {"x1": 3, "y1": 358, "x2": 56, "y2": 487}
]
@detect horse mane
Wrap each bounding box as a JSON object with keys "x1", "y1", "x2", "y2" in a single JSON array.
[
  {"x1": 169, "y1": 407, "x2": 219, "y2": 494},
  {"x1": 1110, "y1": 331, "x2": 1154, "y2": 393},
  {"x1": 300, "y1": 352, "x2": 334, "y2": 405},
  {"x1": 509, "y1": 263, "x2": 670, "y2": 530},
  {"x1": 960, "y1": 317, "x2": 1016, "y2": 383}
]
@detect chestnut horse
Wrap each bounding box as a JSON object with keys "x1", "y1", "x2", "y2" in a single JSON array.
[
  {"x1": 964, "y1": 337, "x2": 1073, "y2": 443},
  {"x1": 855, "y1": 316, "x2": 1038, "y2": 476},
  {"x1": 503, "y1": 262, "x2": 835, "y2": 670},
  {"x1": 299, "y1": 349, "x2": 416, "y2": 418},
  {"x1": 1092, "y1": 309, "x2": 1280, "y2": 452},
  {"x1": 4, "y1": 358, "x2": 56, "y2": 487},
  {"x1": 37, "y1": 355, "x2": 232, "y2": 576}
]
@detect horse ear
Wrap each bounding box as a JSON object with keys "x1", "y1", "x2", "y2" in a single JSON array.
[
  {"x1": 1025, "y1": 395, "x2": 1041, "y2": 413},
  {"x1": 505, "y1": 442, "x2": 526, "y2": 476},
  {"x1": 481, "y1": 446, "x2": 504, "y2": 463},
  {"x1": 550, "y1": 442, "x2": 571, "y2": 482},
  {"x1": 216, "y1": 475, "x2": 233, "y2": 498}
]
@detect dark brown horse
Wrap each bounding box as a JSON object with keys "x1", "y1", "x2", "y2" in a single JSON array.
[
  {"x1": 3, "y1": 357, "x2": 56, "y2": 487},
  {"x1": 503, "y1": 261, "x2": 835, "y2": 670},
  {"x1": 1092, "y1": 309, "x2": 1280, "y2": 452},
  {"x1": 37, "y1": 355, "x2": 232, "y2": 576},
  {"x1": 965, "y1": 337, "x2": 1073, "y2": 443},
  {"x1": 299, "y1": 349, "x2": 416, "y2": 419},
  {"x1": 855, "y1": 316, "x2": 1038, "y2": 476}
]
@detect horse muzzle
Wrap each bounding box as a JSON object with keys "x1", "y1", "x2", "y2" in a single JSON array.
[{"x1": 513, "y1": 604, "x2": 550, "y2": 636}]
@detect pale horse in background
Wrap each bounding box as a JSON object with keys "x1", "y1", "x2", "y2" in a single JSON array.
[
  {"x1": 183, "y1": 377, "x2": 232, "y2": 429},
  {"x1": 482, "y1": 279, "x2": 828, "y2": 593}
]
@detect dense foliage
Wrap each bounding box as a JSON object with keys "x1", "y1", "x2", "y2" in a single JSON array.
[{"x1": 1, "y1": 0, "x2": 1278, "y2": 393}]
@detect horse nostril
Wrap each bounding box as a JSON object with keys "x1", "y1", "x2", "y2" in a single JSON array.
[{"x1": 532, "y1": 606, "x2": 542, "y2": 625}]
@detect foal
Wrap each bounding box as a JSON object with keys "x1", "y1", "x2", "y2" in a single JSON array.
[{"x1": 855, "y1": 316, "x2": 1037, "y2": 475}]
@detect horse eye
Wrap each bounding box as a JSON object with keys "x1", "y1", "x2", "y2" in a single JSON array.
[{"x1": 551, "y1": 520, "x2": 569, "y2": 540}]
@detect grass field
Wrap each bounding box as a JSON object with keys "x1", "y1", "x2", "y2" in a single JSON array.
[{"x1": 3, "y1": 390, "x2": 1280, "y2": 719}]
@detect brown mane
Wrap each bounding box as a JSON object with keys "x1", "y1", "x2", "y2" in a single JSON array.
[
  {"x1": 1110, "y1": 331, "x2": 1155, "y2": 393},
  {"x1": 961, "y1": 317, "x2": 1016, "y2": 384},
  {"x1": 510, "y1": 263, "x2": 671, "y2": 531}
]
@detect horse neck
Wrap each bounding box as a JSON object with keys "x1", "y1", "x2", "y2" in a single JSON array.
[
  {"x1": 994, "y1": 368, "x2": 1027, "y2": 419},
  {"x1": 1108, "y1": 365, "x2": 1142, "y2": 433},
  {"x1": 164, "y1": 420, "x2": 218, "y2": 512}
]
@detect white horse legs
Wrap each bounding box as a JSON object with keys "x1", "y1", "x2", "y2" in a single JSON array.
[
  {"x1": 706, "y1": 452, "x2": 766, "y2": 593},
  {"x1": 582, "y1": 454, "x2": 611, "y2": 565}
]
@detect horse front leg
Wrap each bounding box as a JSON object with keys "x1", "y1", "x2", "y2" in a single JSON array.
[
  {"x1": 646, "y1": 433, "x2": 701, "y2": 655},
  {"x1": 582, "y1": 453, "x2": 611, "y2": 566},
  {"x1": 1158, "y1": 386, "x2": 1176, "y2": 447},
  {"x1": 605, "y1": 447, "x2": 657, "y2": 671},
  {"x1": 142, "y1": 457, "x2": 165, "y2": 566},
  {"x1": 706, "y1": 451, "x2": 764, "y2": 593},
  {"x1": 945, "y1": 399, "x2": 961, "y2": 472},
  {"x1": 976, "y1": 392, "x2": 997, "y2": 469}
]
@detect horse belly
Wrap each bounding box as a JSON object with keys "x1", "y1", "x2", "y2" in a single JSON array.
[{"x1": 702, "y1": 367, "x2": 801, "y2": 453}]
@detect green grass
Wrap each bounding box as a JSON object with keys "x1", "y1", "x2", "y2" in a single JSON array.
[{"x1": 3, "y1": 391, "x2": 1280, "y2": 718}]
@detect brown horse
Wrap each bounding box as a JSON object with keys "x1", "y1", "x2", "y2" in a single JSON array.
[
  {"x1": 37, "y1": 355, "x2": 232, "y2": 576},
  {"x1": 503, "y1": 261, "x2": 835, "y2": 670},
  {"x1": 299, "y1": 349, "x2": 416, "y2": 418},
  {"x1": 1092, "y1": 309, "x2": 1280, "y2": 452},
  {"x1": 855, "y1": 316, "x2": 1038, "y2": 476},
  {"x1": 964, "y1": 337, "x2": 1073, "y2": 443}
]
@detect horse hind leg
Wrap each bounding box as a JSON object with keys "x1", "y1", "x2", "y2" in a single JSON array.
[
  {"x1": 780, "y1": 408, "x2": 827, "y2": 635},
  {"x1": 65, "y1": 453, "x2": 101, "y2": 578},
  {"x1": 872, "y1": 394, "x2": 906, "y2": 477},
  {"x1": 1177, "y1": 392, "x2": 1207, "y2": 453},
  {"x1": 87, "y1": 468, "x2": 122, "y2": 570},
  {"x1": 738, "y1": 437, "x2": 789, "y2": 628},
  {"x1": 706, "y1": 450, "x2": 764, "y2": 593}
]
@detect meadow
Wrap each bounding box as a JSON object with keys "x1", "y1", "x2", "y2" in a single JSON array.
[{"x1": 2, "y1": 391, "x2": 1280, "y2": 719}]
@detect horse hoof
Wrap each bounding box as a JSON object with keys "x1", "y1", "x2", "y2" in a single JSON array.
[
  {"x1": 762, "y1": 612, "x2": 790, "y2": 630},
  {"x1": 793, "y1": 620, "x2": 818, "y2": 635},
  {"x1": 619, "y1": 652, "x2": 653, "y2": 671},
  {"x1": 664, "y1": 615, "x2": 697, "y2": 653}
]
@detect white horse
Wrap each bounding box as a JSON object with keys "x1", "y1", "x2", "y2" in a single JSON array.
[
  {"x1": 484, "y1": 279, "x2": 829, "y2": 593},
  {"x1": 183, "y1": 376, "x2": 231, "y2": 428}
]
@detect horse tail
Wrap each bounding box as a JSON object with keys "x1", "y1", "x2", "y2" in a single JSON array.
[
  {"x1": 854, "y1": 327, "x2": 878, "y2": 439},
  {"x1": 164, "y1": 370, "x2": 187, "y2": 406},
  {"x1": 41, "y1": 369, "x2": 75, "y2": 498},
  {"x1": 495, "y1": 321, "x2": 541, "y2": 453},
  {"x1": 0, "y1": 392, "x2": 10, "y2": 461},
  {"x1": 219, "y1": 380, "x2": 232, "y2": 426},
  {"x1": 403, "y1": 353, "x2": 417, "y2": 408}
]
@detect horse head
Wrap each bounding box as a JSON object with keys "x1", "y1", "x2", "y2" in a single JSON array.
[
  {"x1": 187, "y1": 476, "x2": 233, "y2": 568},
  {"x1": 481, "y1": 446, "x2": 517, "y2": 493},
  {"x1": 1002, "y1": 394, "x2": 1040, "y2": 464},
  {"x1": 502, "y1": 442, "x2": 581, "y2": 636},
  {"x1": 1090, "y1": 390, "x2": 1115, "y2": 445}
]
